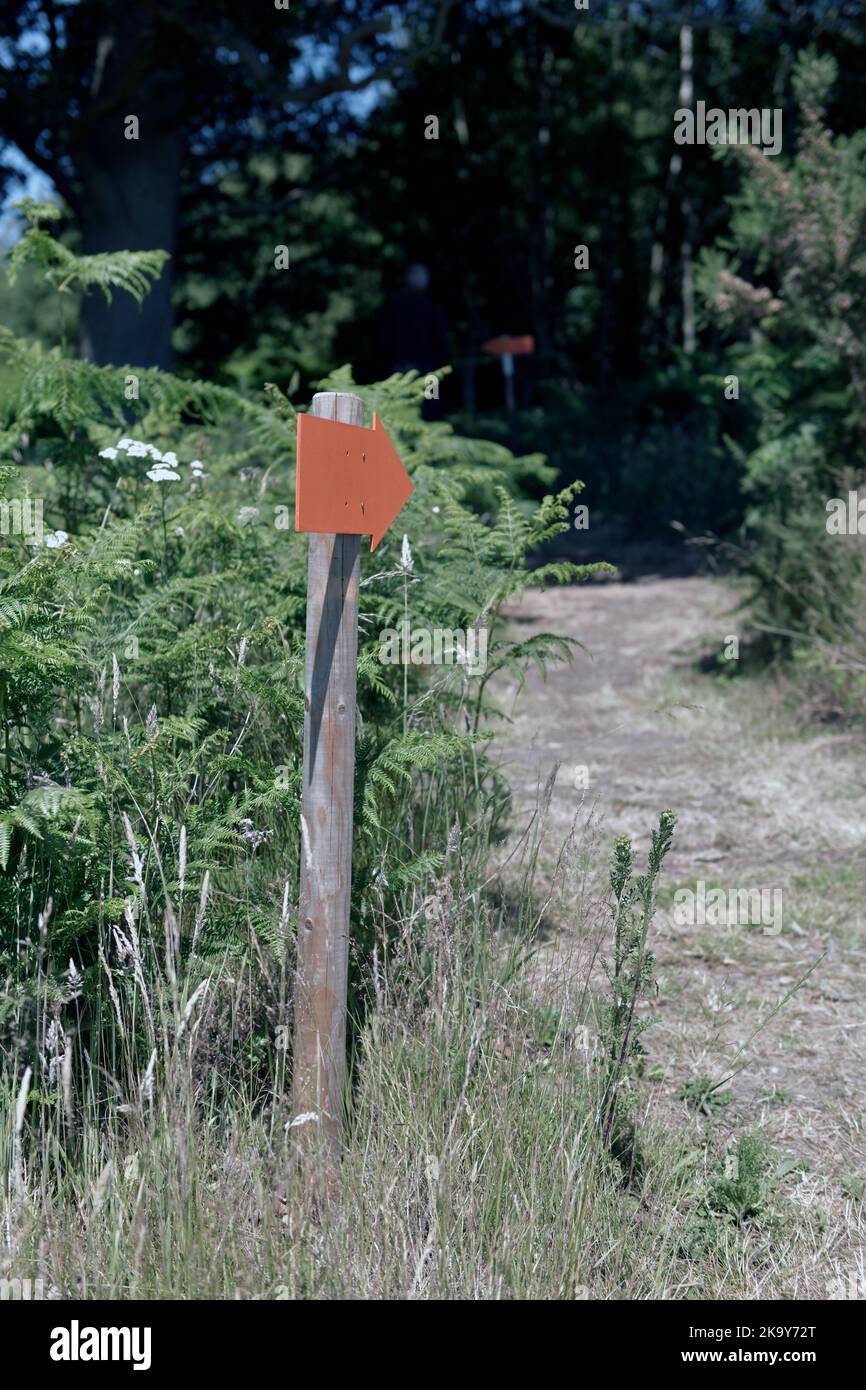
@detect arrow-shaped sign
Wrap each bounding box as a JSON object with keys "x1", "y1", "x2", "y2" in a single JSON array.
[{"x1": 295, "y1": 411, "x2": 413, "y2": 551}]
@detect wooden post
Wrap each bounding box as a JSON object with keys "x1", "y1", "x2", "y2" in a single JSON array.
[{"x1": 292, "y1": 390, "x2": 363, "y2": 1161}]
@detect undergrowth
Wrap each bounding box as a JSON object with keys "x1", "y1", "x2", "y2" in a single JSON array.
[{"x1": 0, "y1": 202, "x2": 821, "y2": 1301}]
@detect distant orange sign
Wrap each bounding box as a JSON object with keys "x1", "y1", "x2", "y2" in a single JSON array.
[
  {"x1": 483, "y1": 335, "x2": 535, "y2": 356},
  {"x1": 295, "y1": 412, "x2": 413, "y2": 551}
]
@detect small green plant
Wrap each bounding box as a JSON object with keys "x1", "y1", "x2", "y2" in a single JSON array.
[
  {"x1": 682, "y1": 1133, "x2": 789, "y2": 1260},
  {"x1": 598, "y1": 808, "x2": 677, "y2": 1169},
  {"x1": 842, "y1": 1173, "x2": 866, "y2": 1202},
  {"x1": 755, "y1": 1085, "x2": 793, "y2": 1107},
  {"x1": 529, "y1": 1002, "x2": 561, "y2": 1049},
  {"x1": 708, "y1": 1134, "x2": 773, "y2": 1223},
  {"x1": 677, "y1": 1074, "x2": 733, "y2": 1117}
]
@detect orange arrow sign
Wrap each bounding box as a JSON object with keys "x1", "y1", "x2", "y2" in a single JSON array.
[
  {"x1": 483, "y1": 334, "x2": 535, "y2": 356},
  {"x1": 295, "y1": 411, "x2": 413, "y2": 551}
]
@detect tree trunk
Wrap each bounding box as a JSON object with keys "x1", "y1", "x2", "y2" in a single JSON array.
[
  {"x1": 526, "y1": 24, "x2": 555, "y2": 363},
  {"x1": 644, "y1": 22, "x2": 696, "y2": 357},
  {"x1": 76, "y1": 134, "x2": 182, "y2": 371},
  {"x1": 678, "y1": 24, "x2": 696, "y2": 357},
  {"x1": 71, "y1": 13, "x2": 187, "y2": 370}
]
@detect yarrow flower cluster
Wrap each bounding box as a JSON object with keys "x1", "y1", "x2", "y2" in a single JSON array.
[{"x1": 98, "y1": 438, "x2": 208, "y2": 484}]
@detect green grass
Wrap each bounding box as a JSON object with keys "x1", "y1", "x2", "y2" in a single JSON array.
[{"x1": 788, "y1": 859, "x2": 866, "y2": 944}]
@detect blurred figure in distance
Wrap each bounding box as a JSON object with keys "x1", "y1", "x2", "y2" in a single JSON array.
[{"x1": 380, "y1": 263, "x2": 449, "y2": 419}]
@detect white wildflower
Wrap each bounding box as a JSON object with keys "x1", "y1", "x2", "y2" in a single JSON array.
[
  {"x1": 146, "y1": 467, "x2": 181, "y2": 482},
  {"x1": 401, "y1": 533, "x2": 413, "y2": 572},
  {"x1": 45, "y1": 530, "x2": 69, "y2": 549},
  {"x1": 98, "y1": 447, "x2": 119, "y2": 460}
]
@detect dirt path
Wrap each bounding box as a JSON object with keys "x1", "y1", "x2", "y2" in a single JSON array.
[{"x1": 495, "y1": 572, "x2": 866, "y2": 1293}]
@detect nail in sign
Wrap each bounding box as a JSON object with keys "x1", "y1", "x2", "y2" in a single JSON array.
[{"x1": 295, "y1": 412, "x2": 413, "y2": 550}]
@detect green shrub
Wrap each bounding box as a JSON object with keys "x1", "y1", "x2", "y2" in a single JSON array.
[
  {"x1": 700, "y1": 51, "x2": 866, "y2": 692},
  {"x1": 0, "y1": 201, "x2": 608, "y2": 1101}
]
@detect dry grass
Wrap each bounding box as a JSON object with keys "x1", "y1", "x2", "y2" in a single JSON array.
[{"x1": 0, "y1": 791, "x2": 851, "y2": 1300}]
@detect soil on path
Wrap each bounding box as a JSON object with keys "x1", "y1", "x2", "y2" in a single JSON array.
[{"x1": 495, "y1": 570, "x2": 866, "y2": 1293}]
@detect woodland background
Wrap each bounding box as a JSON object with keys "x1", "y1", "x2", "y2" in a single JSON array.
[{"x1": 0, "y1": 0, "x2": 863, "y2": 542}]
